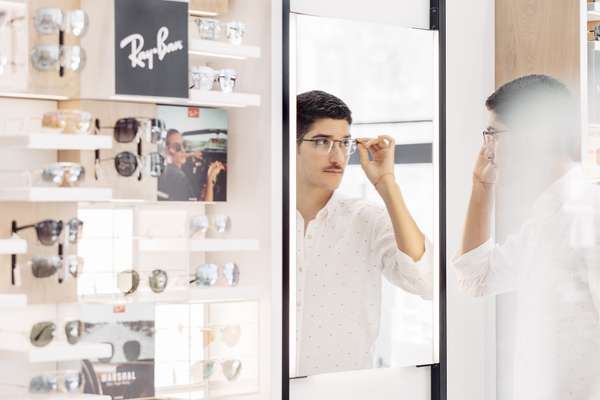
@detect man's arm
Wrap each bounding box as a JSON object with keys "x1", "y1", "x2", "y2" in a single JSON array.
[{"x1": 357, "y1": 135, "x2": 425, "y2": 261}]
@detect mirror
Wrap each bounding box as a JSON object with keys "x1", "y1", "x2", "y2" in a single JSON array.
[{"x1": 288, "y1": 13, "x2": 440, "y2": 377}]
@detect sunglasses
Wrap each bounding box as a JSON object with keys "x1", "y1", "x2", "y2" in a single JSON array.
[
  {"x1": 191, "y1": 359, "x2": 242, "y2": 382},
  {"x1": 13, "y1": 218, "x2": 83, "y2": 246},
  {"x1": 98, "y1": 340, "x2": 141, "y2": 363},
  {"x1": 30, "y1": 320, "x2": 83, "y2": 347},
  {"x1": 42, "y1": 110, "x2": 93, "y2": 134},
  {"x1": 31, "y1": 44, "x2": 86, "y2": 72},
  {"x1": 29, "y1": 370, "x2": 83, "y2": 394},
  {"x1": 95, "y1": 151, "x2": 165, "y2": 180},
  {"x1": 201, "y1": 325, "x2": 241, "y2": 348},
  {"x1": 40, "y1": 162, "x2": 85, "y2": 187},
  {"x1": 189, "y1": 214, "x2": 231, "y2": 236},
  {"x1": 117, "y1": 269, "x2": 169, "y2": 295},
  {"x1": 99, "y1": 117, "x2": 166, "y2": 144},
  {"x1": 30, "y1": 255, "x2": 84, "y2": 281},
  {"x1": 190, "y1": 263, "x2": 239, "y2": 288},
  {"x1": 33, "y1": 8, "x2": 88, "y2": 37}
]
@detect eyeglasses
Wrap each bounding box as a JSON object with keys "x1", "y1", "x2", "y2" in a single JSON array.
[
  {"x1": 201, "y1": 325, "x2": 241, "y2": 348},
  {"x1": 299, "y1": 137, "x2": 357, "y2": 156},
  {"x1": 30, "y1": 255, "x2": 84, "y2": 281},
  {"x1": 189, "y1": 214, "x2": 231, "y2": 236},
  {"x1": 190, "y1": 262, "x2": 239, "y2": 288},
  {"x1": 33, "y1": 8, "x2": 89, "y2": 37},
  {"x1": 31, "y1": 44, "x2": 86, "y2": 72},
  {"x1": 225, "y1": 22, "x2": 246, "y2": 45},
  {"x1": 98, "y1": 340, "x2": 141, "y2": 363},
  {"x1": 40, "y1": 162, "x2": 85, "y2": 187},
  {"x1": 42, "y1": 110, "x2": 94, "y2": 134},
  {"x1": 117, "y1": 269, "x2": 169, "y2": 295},
  {"x1": 190, "y1": 66, "x2": 238, "y2": 93},
  {"x1": 482, "y1": 128, "x2": 509, "y2": 142},
  {"x1": 101, "y1": 117, "x2": 166, "y2": 144},
  {"x1": 29, "y1": 370, "x2": 83, "y2": 394},
  {"x1": 30, "y1": 320, "x2": 83, "y2": 347},
  {"x1": 194, "y1": 18, "x2": 246, "y2": 45},
  {"x1": 13, "y1": 218, "x2": 83, "y2": 245},
  {"x1": 95, "y1": 151, "x2": 165, "y2": 180},
  {"x1": 191, "y1": 359, "x2": 242, "y2": 382}
]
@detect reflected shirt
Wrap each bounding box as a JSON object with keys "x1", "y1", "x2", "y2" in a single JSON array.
[
  {"x1": 295, "y1": 191, "x2": 433, "y2": 376},
  {"x1": 452, "y1": 166, "x2": 600, "y2": 400}
]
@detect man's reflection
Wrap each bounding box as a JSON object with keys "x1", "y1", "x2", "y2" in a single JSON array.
[
  {"x1": 453, "y1": 75, "x2": 600, "y2": 399},
  {"x1": 295, "y1": 90, "x2": 433, "y2": 376}
]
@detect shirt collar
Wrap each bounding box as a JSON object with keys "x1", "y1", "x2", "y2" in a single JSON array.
[
  {"x1": 532, "y1": 164, "x2": 590, "y2": 217},
  {"x1": 296, "y1": 191, "x2": 345, "y2": 223}
]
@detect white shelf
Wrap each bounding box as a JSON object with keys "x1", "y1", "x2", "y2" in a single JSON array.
[
  {"x1": 0, "y1": 91, "x2": 69, "y2": 101},
  {"x1": 137, "y1": 238, "x2": 259, "y2": 252},
  {"x1": 0, "y1": 187, "x2": 112, "y2": 202},
  {"x1": 189, "y1": 286, "x2": 260, "y2": 302},
  {"x1": 589, "y1": 10, "x2": 600, "y2": 22},
  {"x1": 189, "y1": 38, "x2": 261, "y2": 60},
  {"x1": 0, "y1": 134, "x2": 112, "y2": 150},
  {"x1": 0, "y1": 237, "x2": 27, "y2": 254},
  {"x1": 0, "y1": 334, "x2": 113, "y2": 363},
  {"x1": 0, "y1": 294, "x2": 27, "y2": 306},
  {"x1": 80, "y1": 287, "x2": 260, "y2": 304},
  {"x1": 110, "y1": 90, "x2": 260, "y2": 109},
  {"x1": 190, "y1": 238, "x2": 259, "y2": 252},
  {"x1": 2, "y1": 392, "x2": 111, "y2": 400}
]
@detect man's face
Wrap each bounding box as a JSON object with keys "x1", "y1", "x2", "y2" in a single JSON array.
[
  {"x1": 296, "y1": 118, "x2": 351, "y2": 191},
  {"x1": 167, "y1": 132, "x2": 187, "y2": 166}
]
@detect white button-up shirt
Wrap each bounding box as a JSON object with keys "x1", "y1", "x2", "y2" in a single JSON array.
[
  {"x1": 295, "y1": 192, "x2": 433, "y2": 376},
  {"x1": 452, "y1": 166, "x2": 600, "y2": 400}
]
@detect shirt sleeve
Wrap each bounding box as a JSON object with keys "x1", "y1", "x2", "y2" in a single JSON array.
[
  {"x1": 370, "y1": 207, "x2": 434, "y2": 300},
  {"x1": 451, "y1": 226, "x2": 527, "y2": 297}
]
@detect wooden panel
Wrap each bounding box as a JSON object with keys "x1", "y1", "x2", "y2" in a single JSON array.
[
  {"x1": 496, "y1": 0, "x2": 581, "y2": 92},
  {"x1": 189, "y1": 0, "x2": 229, "y2": 15}
]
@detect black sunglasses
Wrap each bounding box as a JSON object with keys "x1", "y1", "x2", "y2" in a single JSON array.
[
  {"x1": 99, "y1": 117, "x2": 166, "y2": 144},
  {"x1": 12, "y1": 218, "x2": 83, "y2": 246}
]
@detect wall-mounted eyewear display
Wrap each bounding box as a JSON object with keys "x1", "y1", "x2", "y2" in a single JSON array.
[
  {"x1": 42, "y1": 110, "x2": 94, "y2": 134},
  {"x1": 12, "y1": 218, "x2": 83, "y2": 246},
  {"x1": 40, "y1": 162, "x2": 85, "y2": 187},
  {"x1": 189, "y1": 214, "x2": 231, "y2": 236},
  {"x1": 33, "y1": 8, "x2": 88, "y2": 37},
  {"x1": 30, "y1": 255, "x2": 83, "y2": 280},
  {"x1": 29, "y1": 320, "x2": 83, "y2": 347},
  {"x1": 191, "y1": 359, "x2": 242, "y2": 382},
  {"x1": 29, "y1": 370, "x2": 83, "y2": 394},
  {"x1": 190, "y1": 262, "x2": 239, "y2": 288},
  {"x1": 95, "y1": 151, "x2": 165, "y2": 180},
  {"x1": 117, "y1": 269, "x2": 168, "y2": 295},
  {"x1": 31, "y1": 44, "x2": 86, "y2": 72}
]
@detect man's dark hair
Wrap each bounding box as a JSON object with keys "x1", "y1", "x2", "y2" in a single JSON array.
[
  {"x1": 296, "y1": 90, "x2": 352, "y2": 141},
  {"x1": 166, "y1": 129, "x2": 181, "y2": 145},
  {"x1": 485, "y1": 74, "x2": 579, "y2": 160}
]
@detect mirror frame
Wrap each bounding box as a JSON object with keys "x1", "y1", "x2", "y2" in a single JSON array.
[{"x1": 282, "y1": 1, "x2": 446, "y2": 399}]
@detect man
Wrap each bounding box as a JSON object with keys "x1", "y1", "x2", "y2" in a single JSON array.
[
  {"x1": 295, "y1": 90, "x2": 433, "y2": 376},
  {"x1": 453, "y1": 75, "x2": 600, "y2": 399},
  {"x1": 158, "y1": 129, "x2": 194, "y2": 201}
]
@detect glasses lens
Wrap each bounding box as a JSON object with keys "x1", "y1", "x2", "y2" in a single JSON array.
[
  {"x1": 65, "y1": 9, "x2": 88, "y2": 37},
  {"x1": 35, "y1": 219, "x2": 62, "y2": 245},
  {"x1": 64, "y1": 255, "x2": 84, "y2": 278},
  {"x1": 65, "y1": 320, "x2": 83, "y2": 345},
  {"x1": 226, "y1": 22, "x2": 245, "y2": 45},
  {"x1": 213, "y1": 215, "x2": 230, "y2": 233},
  {"x1": 123, "y1": 340, "x2": 141, "y2": 362},
  {"x1": 218, "y1": 69, "x2": 237, "y2": 93},
  {"x1": 221, "y1": 325, "x2": 241, "y2": 347},
  {"x1": 221, "y1": 359, "x2": 242, "y2": 381},
  {"x1": 31, "y1": 256, "x2": 60, "y2": 278},
  {"x1": 194, "y1": 264, "x2": 218, "y2": 287},
  {"x1": 42, "y1": 163, "x2": 85, "y2": 187},
  {"x1": 147, "y1": 152, "x2": 166, "y2": 177},
  {"x1": 63, "y1": 371, "x2": 83, "y2": 393},
  {"x1": 191, "y1": 66, "x2": 216, "y2": 91},
  {"x1": 29, "y1": 375, "x2": 57, "y2": 393},
  {"x1": 33, "y1": 8, "x2": 63, "y2": 35},
  {"x1": 114, "y1": 151, "x2": 139, "y2": 177},
  {"x1": 30, "y1": 321, "x2": 56, "y2": 347},
  {"x1": 60, "y1": 45, "x2": 86, "y2": 72},
  {"x1": 223, "y1": 262, "x2": 240, "y2": 287},
  {"x1": 66, "y1": 218, "x2": 83, "y2": 243},
  {"x1": 196, "y1": 18, "x2": 220, "y2": 40},
  {"x1": 117, "y1": 270, "x2": 140, "y2": 295},
  {"x1": 148, "y1": 119, "x2": 166, "y2": 143},
  {"x1": 190, "y1": 215, "x2": 209, "y2": 236},
  {"x1": 114, "y1": 118, "x2": 139, "y2": 143},
  {"x1": 31, "y1": 44, "x2": 59, "y2": 71},
  {"x1": 98, "y1": 342, "x2": 114, "y2": 363},
  {"x1": 203, "y1": 360, "x2": 216, "y2": 380},
  {"x1": 149, "y1": 269, "x2": 168, "y2": 293}
]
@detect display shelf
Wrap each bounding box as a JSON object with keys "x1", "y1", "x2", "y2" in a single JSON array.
[
  {"x1": 137, "y1": 238, "x2": 259, "y2": 252},
  {"x1": 0, "y1": 294, "x2": 27, "y2": 306},
  {"x1": 0, "y1": 134, "x2": 112, "y2": 150},
  {"x1": 0, "y1": 187, "x2": 112, "y2": 202},
  {"x1": 189, "y1": 286, "x2": 260, "y2": 302},
  {"x1": 0, "y1": 237, "x2": 27, "y2": 254},
  {"x1": 0, "y1": 335, "x2": 113, "y2": 363},
  {"x1": 109, "y1": 90, "x2": 261, "y2": 109},
  {"x1": 79, "y1": 287, "x2": 259, "y2": 304},
  {"x1": 0, "y1": 91, "x2": 69, "y2": 101},
  {"x1": 590, "y1": 10, "x2": 600, "y2": 21},
  {"x1": 189, "y1": 38, "x2": 261, "y2": 60}
]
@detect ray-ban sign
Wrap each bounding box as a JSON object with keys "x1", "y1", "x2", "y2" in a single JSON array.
[{"x1": 115, "y1": 0, "x2": 188, "y2": 98}]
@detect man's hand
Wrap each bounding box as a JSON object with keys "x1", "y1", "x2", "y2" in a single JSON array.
[
  {"x1": 207, "y1": 161, "x2": 225, "y2": 185},
  {"x1": 473, "y1": 136, "x2": 497, "y2": 185},
  {"x1": 356, "y1": 135, "x2": 396, "y2": 187}
]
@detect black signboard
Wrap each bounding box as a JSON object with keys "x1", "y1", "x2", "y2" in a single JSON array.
[{"x1": 115, "y1": 0, "x2": 189, "y2": 98}]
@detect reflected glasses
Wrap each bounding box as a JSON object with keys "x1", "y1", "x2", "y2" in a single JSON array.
[
  {"x1": 42, "y1": 110, "x2": 93, "y2": 134},
  {"x1": 29, "y1": 370, "x2": 83, "y2": 394},
  {"x1": 41, "y1": 162, "x2": 85, "y2": 187},
  {"x1": 117, "y1": 269, "x2": 168, "y2": 295},
  {"x1": 13, "y1": 218, "x2": 83, "y2": 245},
  {"x1": 30, "y1": 320, "x2": 83, "y2": 347},
  {"x1": 190, "y1": 263, "x2": 239, "y2": 287},
  {"x1": 299, "y1": 137, "x2": 357, "y2": 156},
  {"x1": 98, "y1": 340, "x2": 141, "y2": 363},
  {"x1": 202, "y1": 325, "x2": 241, "y2": 348},
  {"x1": 31, "y1": 255, "x2": 84, "y2": 281},
  {"x1": 482, "y1": 128, "x2": 509, "y2": 142},
  {"x1": 31, "y1": 44, "x2": 86, "y2": 72},
  {"x1": 189, "y1": 214, "x2": 231, "y2": 236},
  {"x1": 33, "y1": 8, "x2": 88, "y2": 37},
  {"x1": 191, "y1": 359, "x2": 242, "y2": 382}
]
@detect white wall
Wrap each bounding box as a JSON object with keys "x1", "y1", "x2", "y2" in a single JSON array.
[{"x1": 445, "y1": 1, "x2": 496, "y2": 400}]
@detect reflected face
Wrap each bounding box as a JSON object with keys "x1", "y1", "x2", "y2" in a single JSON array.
[
  {"x1": 166, "y1": 132, "x2": 187, "y2": 167},
  {"x1": 296, "y1": 118, "x2": 351, "y2": 191}
]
